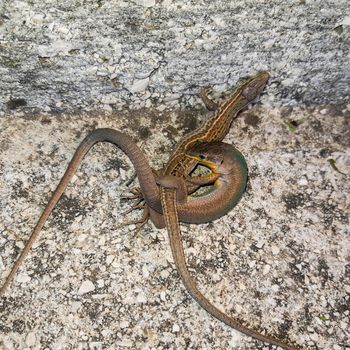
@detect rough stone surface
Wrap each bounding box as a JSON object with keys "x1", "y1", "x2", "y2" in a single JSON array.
[
  {"x1": 0, "y1": 1, "x2": 349, "y2": 114},
  {"x1": 0, "y1": 1, "x2": 350, "y2": 350},
  {"x1": 0, "y1": 102, "x2": 349, "y2": 349}
]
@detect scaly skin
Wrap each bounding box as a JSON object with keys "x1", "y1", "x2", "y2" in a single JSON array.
[{"x1": 159, "y1": 72, "x2": 300, "y2": 349}]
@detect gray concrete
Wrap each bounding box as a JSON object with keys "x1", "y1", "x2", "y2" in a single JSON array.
[
  {"x1": 0, "y1": 0, "x2": 349, "y2": 114},
  {"x1": 0, "y1": 1, "x2": 349, "y2": 350},
  {"x1": 0, "y1": 105, "x2": 349, "y2": 349}
]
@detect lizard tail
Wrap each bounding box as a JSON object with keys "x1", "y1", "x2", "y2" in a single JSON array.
[
  {"x1": 0, "y1": 128, "x2": 159, "y2": 296},
  {"x1": 160, "y1": 187, "x2": 301, "y2": 350}
]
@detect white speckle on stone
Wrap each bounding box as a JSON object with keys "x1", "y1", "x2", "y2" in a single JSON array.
[
  {"x1": 238, "y1": 282, "x2": 247, "y2": 290},
  {"x1": 159, "y1": 269, "x2": 170, "y2": 279},
  {"x1": 101, "y1": 92, "x2": 120, "y2": 104},
  {"x1": 17, "y1": 272, "x2": 31, "y2": 283},
  {"x1": 271, "y1": 245, "x2": 280, "y2": 255},
  {"x1": 320, "y1": 108, "x2": 328, "y2": 115},
  {"x1": 340, "y1": 16, "x2": 350, "y2": 26},
  {"x1": 255, "y1": 241, "x2": 265, "y2": 249},
  {"x1": 101, "y1": 329, "x2": 110, "y2": 337},
  {"x1": 172, "y1": 324, "x2": 180, "y2": 332},
  {"x1": 309, "y1": 332, "x2": 319, "y2": 342},
  {"x1": 70, "y1": 301, "x2": 82, "y2": 312},
  {"x1": 281, "y1": 78, "x2": 294, "y2": 87},
  {"x1": 160, "y1": 291, "x2": 167, "y2": 301},
  {"x1": 120, "y1": 320, "x2": 130, "y2": 328},
  {"x1": 77, "y1": 280, "x2": 95, "y2": 294},
  {"x1": 26, "y1": 332, "x2": 36, "y2": 347},
  {"x1": 77, "y1": 234, "x2": 87, "y2": 242},
  {"x1": 142, "y1": 265, "x2": 150, "y2": 279},
  {"x1": 136, "y1": 291, "x2": 147, "y2": 303},
  {"x1": 97, "y1": 279, "x2": 105, "y2": 288},
  {"x1": 344, "y1": 285, "x2": 350, "y2": 294},
  {"x1": 263, "y1": 264, "x2": 271, "y2": 275},
  {"x1": 340, "y1": 320, "x2": 348, "y2": 330},
  {"x1": 2, "y1": 337, "x2": 14, "y2": 350},
  {"x1": 128, "y1": 78, "x2": 149, "y2": 93},
  {"x1": 128, "y1": 224, "x2": 137, "y2": 231},
  {"x1": 37, "y1": 40, "x2": 73, "y2": 58},
  {"x1": 106, "y1": 255, "x2": 114, "y2": 265},
  {"x1": 98, "y1": 236, "x2": 106, "y2": 246},
  {"x1": 156, "y1": 104, "x2": 167, "y2": 112},
  {"x1": 163, "y1": 93, "x2": 181, "y2": 102},
  {"x1": 249, "y1": 260, "x2": 256, "y2": 268},
  {"x1": 298, "y1": 177, "x2": 308, "y2": 186},
  {"x1": 187, "y1": 247, "x2": 197, "y2": 255},
  {"x1": 271, "y1": 284, "x2": 280, "y2": 292},
  {"x1": 260, "y1": 218, "x2": 267, "y2": 228},
  {"x1": 116, "y1": 339, "x2": 133, "y2": 347},
  {"x1": 137, "y1": 0, "x2": 155, "y2": 7}
]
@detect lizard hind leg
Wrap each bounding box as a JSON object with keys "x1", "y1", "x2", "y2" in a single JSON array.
[{"x1": 119, "y1": 204, "x2": 150, "y2": 233}]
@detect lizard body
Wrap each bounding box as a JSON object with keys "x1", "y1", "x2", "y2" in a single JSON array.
[{"x1": 158, "y1": 72, "x2": 300, "y2": 349}]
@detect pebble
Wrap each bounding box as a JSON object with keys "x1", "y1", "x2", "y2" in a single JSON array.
[
  {"x1": 77, "y1": 280, "x2": 95, "y2": 294},
  {"x1": 172, "y1": 324, "x2": 180, "y2": 332},
  {"x1": 255, "y1": 241, "x2": 265, "y2": 249},
  {"x1": 26, "y1": 332, "x2": 36, "y2": 347},
  {"x1": 263, "y1": 264, "x2": 271, "y2": 275},
  {"x1": 129, "y1": 77, "x2": 150, "y2": 93},
  {"x1": 120, "y1": 320, "x2": 130, "y2": 329},
  {"x1": 271, "y1": 245, "x2": 280, "y2": 255},
  {"x1": 17, "y1": 272, "x2": 31, "y2": 283},
  {"x1": 136, "y1": 291, "x2": 147, "y2": 303}
]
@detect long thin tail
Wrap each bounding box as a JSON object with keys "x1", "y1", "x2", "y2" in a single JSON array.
[
  {"x1": 0, "y1": 131, "x2": 105, "y2": 296},
  {"x1": 160, "y1": 187, "x2": 300, "y2": 350}
]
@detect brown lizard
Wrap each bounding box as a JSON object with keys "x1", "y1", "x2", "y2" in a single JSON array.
[
  {"x1": 157, "y1": 71, "x2": 300, "y2": 349},
  {"x1": 0, "y1": 129, "x2": 243, "y2": 296}
]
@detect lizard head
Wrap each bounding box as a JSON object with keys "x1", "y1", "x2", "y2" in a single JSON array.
[
  {"x1": 186, "y1": 142, "x2": 247, "y2": 175},
  {"x1": 240, "y1": 71, "x2": 270, "y2": 102}
]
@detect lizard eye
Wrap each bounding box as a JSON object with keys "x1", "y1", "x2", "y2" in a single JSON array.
[{"x1": 199, "y1": 154, "x2": 206, "y2": 160}]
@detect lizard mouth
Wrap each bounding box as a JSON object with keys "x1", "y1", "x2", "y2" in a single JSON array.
[{"x1": 186, "y1": 154, "x2": 219, "y2": 172}]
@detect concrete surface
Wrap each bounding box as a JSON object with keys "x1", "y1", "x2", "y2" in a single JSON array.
[
  {"x1": 0, "y1": 1, "x2": 349, "y2": 350},
  {"x1": 0, "y1": 1, "x2": 349, "y2": 113},
  {"x1": 0, "y1": 103, "x2": 349, "y2": 349}
]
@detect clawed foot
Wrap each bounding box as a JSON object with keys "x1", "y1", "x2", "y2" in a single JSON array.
[
  {"x1": 120, "y1": 187, "x2": 149, "y2": 232},
  {"x1": 200, "y1": 86, "x2": 219, "y2": 111},
  {"x1": 118, "y1": 205, "x2": 150, "y2": 233},
  {"x1": 120, "y1": 187, "x2": 143, "y2": 200}
]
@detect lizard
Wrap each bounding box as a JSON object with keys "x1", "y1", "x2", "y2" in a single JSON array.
[
  {"x1": 0, "y1": 72, "x2": 297, "y2": 349},
  {"x1": 0, "y1": 129, "x2": 244, "y2": 296},
  {"x1": 0, "y1": 71, "x2": 269, "y2": 295},
  {"x1": 159, "y1": 142, "x2": 300, "y2": 350},
  {"x1": 155, "y1": 71, "x2": 300, "y2": 349}
]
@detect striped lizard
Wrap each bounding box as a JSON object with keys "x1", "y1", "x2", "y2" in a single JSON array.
[{"x1": 157, "y1": 72, "x2": 300, "y2": 349}]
